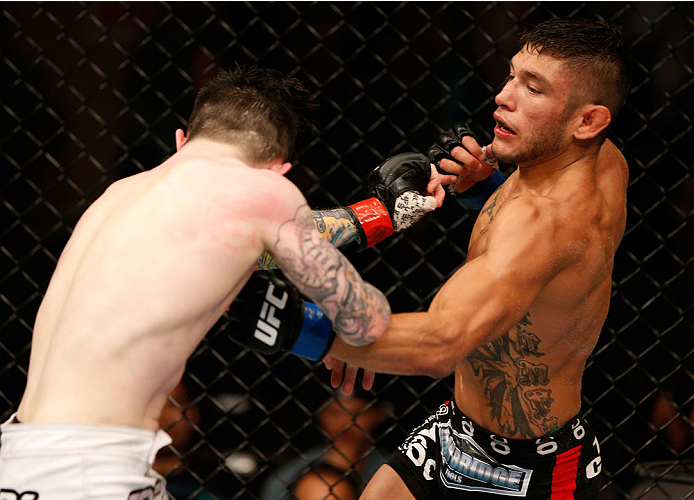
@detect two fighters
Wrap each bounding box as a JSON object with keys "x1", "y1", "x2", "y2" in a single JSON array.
[{"x1": 235, "y1": 18, "x2": 632, "y2": 499}]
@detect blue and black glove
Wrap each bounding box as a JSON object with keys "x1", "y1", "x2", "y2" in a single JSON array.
[{"x1": 227, "y1": 272, "x2": 334, "y2": 361}]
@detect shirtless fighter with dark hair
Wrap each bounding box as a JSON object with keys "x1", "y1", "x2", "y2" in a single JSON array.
[{"x1": 236, "y1": 18, "x2": 632, "y2": 499}]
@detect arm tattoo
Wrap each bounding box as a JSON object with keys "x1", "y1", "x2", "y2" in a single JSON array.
[
  {"x1": 466, "y1": 312, "x2": 558, "y2": 438},
  {"x1": 274, "y1": 204, "x2": 388, "y2": 346},
  {"x1": 258, "y1": 208, "x2": 359, "y2": 270},
  {"x1": 312, "y1": 208, "x2": 360, "y2": 247}
]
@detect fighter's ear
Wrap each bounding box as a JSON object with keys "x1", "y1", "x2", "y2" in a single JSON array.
[
  {"x1": 175, "y1": 129, "x2": 188, "y2": 151},
  {"x1": 573, "y1": 105, "x2": 611, "y2": 140},
  {"x1": 269, "y1": 160, "x2": 292, "y2": 176}
]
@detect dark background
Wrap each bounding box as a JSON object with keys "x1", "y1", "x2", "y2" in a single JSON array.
[{"x1": 1, "y1": 2, "x2": 692, "y2": 498}]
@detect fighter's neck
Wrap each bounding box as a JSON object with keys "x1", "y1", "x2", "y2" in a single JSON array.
[
  {"x1": 175, "y1": 138, "x2": 247, "y2": 163},
  {"x1": 515, "y1": 147, "x2": 599, "y2": 194}
]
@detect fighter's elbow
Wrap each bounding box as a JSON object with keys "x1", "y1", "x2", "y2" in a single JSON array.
[{"x1": 334, "y1": 288, "x2": 391, "y2": 347}]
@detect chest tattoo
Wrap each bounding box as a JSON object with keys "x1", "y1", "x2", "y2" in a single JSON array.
[{"x1": 473, "y1": 192, "x2": 500, "y2": 242}]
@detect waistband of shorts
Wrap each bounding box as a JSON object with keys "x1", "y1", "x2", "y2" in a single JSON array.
[
  {"x1": 447, "y1": 400, "x2": 589, "y2": 453},
  {"x1": 1, "y1": 414, "x2": 172, "y2": 463}
]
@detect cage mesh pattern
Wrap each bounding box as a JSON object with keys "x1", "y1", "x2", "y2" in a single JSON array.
[{"x1": 1, "y1": 2, "x2": 693, "y2": 498}]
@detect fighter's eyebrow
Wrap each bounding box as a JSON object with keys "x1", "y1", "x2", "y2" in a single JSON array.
[{"x1": 509, "y1": 60, "x2": 553, "y2": 89}]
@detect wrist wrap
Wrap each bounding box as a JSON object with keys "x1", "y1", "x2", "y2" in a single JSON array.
[
  {"x1": 454, "y1": 169, "x2": 506, "y2": 210},
  {"x1": 347, "y1": 198, "x2": 394, "y2": 251},
  {"x1": 290, "y1": 302, "x2": 335, "y2": 361}
]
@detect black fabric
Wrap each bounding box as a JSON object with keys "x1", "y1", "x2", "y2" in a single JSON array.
[
  {"x1": 386, "y1": 400, "x2": 601, "y2": 499},
  {"x1": 366, "y1": 152, "x2": 432, "y2": 215},
  {"x1": 226, "y1": 271, "x2": 304, "y2": 356},
  {"x1": 427, "y1": 123, "x2": 476, "y2": 171}
]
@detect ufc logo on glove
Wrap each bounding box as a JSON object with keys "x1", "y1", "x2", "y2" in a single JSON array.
[{"x1": 254, "y1": 282, "x2": 288, "y2": 347}]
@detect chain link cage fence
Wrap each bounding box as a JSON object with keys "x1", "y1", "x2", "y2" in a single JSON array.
[{"x1": 1, "y1": 1, "x2": 692, "y2": 499}]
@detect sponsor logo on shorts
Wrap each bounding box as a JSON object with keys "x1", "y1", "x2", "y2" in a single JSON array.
[
  {"x1": 439, "y1": 424, "x2": 532, "y2": 496},
  {"x1": 0, "y1": 491, "x2": 39, "y2": 500},
  {"x1": 128, "y1": 479, "x2": 165, "y2": 500}
]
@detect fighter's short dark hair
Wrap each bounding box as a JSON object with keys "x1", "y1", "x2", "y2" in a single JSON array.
[
  {"x1": 519, "y1": 18, "x2": 632, "y2": 117},
  {"x1": 186, "y1": 65, "x2": 314, "y2": 165}
]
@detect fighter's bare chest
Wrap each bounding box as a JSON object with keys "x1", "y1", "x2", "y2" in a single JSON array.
[{"x1": 467, "y1": 192, "x2": 504, "y2": 259}]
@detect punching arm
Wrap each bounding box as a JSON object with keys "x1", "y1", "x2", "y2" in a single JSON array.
[{"x1": 259, "y1": 152, "x2": 437, "y2": 269}]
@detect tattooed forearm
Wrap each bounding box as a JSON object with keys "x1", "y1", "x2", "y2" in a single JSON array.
[
  {"x1": 312, "y1": 208, "x2": 360, "y2": 248},
  {"x1": 258, "y1": 207, "x2": 359, "y2": 270},
  {"x1": 330, "y1": 275, "x2": 390, "y2": 346},
  {"x1": 273, "y1": 204, "x2": 390, "y2": 346}
]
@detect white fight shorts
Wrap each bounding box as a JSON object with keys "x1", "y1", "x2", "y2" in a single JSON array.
[{"x1": 0, "y1": 414, "x2": 172, "y2": 500}]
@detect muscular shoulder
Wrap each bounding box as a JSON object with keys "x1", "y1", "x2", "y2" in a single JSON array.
[
  {"x1": 492, "y1": 194, "x2": 562, "y2": 238},
  {"x1": 185, "y1": 160, "x2": 306, "y2": 220},
  {"x1": 487, "y1": 194, "x2": 585, "y2": 275}
]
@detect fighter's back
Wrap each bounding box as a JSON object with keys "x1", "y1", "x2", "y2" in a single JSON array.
[{"x1": 18, "y1": 142, "x2": 283, "y2": 429}]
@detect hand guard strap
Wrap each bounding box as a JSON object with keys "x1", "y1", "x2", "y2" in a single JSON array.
[
  {"x1": 454, "y1": 169, "x2": 506, "y2": 210},
  {"x1": 228, "y1": 272, "x2": 335, "y2": 361},
  {"x1": 346, "y1": 198, "x2": 394, "y2": 251},
  {"x1": 290, "y1": 302, "x2": 335, "y2": 360}
]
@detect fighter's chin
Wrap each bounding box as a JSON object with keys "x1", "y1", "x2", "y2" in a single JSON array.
[{"x1": 490, "y1": 141, "x2": 518, "y2": 165}]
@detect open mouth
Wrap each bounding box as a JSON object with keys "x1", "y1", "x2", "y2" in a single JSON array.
[{"x1": 496, "y1": 120, "x2": 516, "y2": 135}]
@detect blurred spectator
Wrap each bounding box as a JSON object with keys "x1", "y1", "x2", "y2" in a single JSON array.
[
  {"x1": 261, "y1": 389, "x2": 391, "y2": 500},
  {"x1": 156, "y1": 380, "x2": 221, "y2": 500},
  {"x1": 649, "y1": 381, "x2": 694, "y2": 458}
]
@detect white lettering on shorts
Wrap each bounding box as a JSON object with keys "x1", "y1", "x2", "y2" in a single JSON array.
[
  {"x1": 127, "y1": 479, "x2": 165, "y2": 500},
  {"x1": 399, "y1": 420, "x2": 439, "y2": 481},
  {"x1": 439, "y1": 423, "x2": 532, "y2": 496},
  {"x1": 423, "y1": 459, "x2": 437, "y2": 480},
  {"x1": 0, "y1": 491, "x2": 39, "y2": 500},
  {"x1": 586, "y1": 436, "x2": 602, "y2": 479},
  {"x1": 254, "y1": 283, "x2": 288, "y2": 346}
]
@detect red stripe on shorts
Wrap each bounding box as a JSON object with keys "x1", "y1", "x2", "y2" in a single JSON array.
[{"x1": 551, "y1": 445, "x2": 582, "y2": 499}]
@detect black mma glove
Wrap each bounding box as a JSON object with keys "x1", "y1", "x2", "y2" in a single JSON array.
[
  {"x1": 427, "y1": 122, "x2": 478, "y2": 170},
  {"x1": 227, "y1": 272, "x2": 334, "y2": 361},
  {"x1": 427, "y1": 122, "x2": 505, "y2": 211},
  {"x1": 347, "y1": 152, "x2": 436, "y2": 250}
]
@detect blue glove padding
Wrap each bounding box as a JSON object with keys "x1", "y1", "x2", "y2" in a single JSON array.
[
  {"x1": 290, "y1": 302, "x2": 335, "y2": 361},
  {"x1": 455, "y1": 169, "x2": 506, "y2": 210}
]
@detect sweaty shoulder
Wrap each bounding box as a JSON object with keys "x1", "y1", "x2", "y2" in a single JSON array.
[{"x1": 486, "y1": 194, "x2": 576, "y2": 275}]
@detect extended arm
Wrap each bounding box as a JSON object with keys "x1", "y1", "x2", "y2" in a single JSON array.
[
  {"x1": 327, "y1": 196, "x2": 575, "y2": 377},
  {"x1": 257, "y1": 204, "x2": 377, "y2": 269},
  {"x1": 258, "y1": 153, "x2": 449, "y2": 269},
  {"x1": 267, "y1": 200, "x2": 390, "y2": 347}
]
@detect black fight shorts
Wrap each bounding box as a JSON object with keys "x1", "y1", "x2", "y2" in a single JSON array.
[{"x1": 387, "y1": 400, "x2": 601, "y2": 499}]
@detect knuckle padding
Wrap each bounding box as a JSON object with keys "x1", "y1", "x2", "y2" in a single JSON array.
[
  {"x1": 428, "y1": 122, "x2": 477, "y2": 170},
  {"x1": 367, "y1": 152, "x2": 430, "y2": 213},
  {"x1": 227, "y1": 271, "x2": 303, "y2": 355}
]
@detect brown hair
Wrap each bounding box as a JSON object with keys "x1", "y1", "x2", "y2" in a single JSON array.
[
  {"x1": 519, "y1": 18, "x2": 632, "y2": 118},
  {"x1": 186, "y1": 65, "x2": 314, "y2": 165}
]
